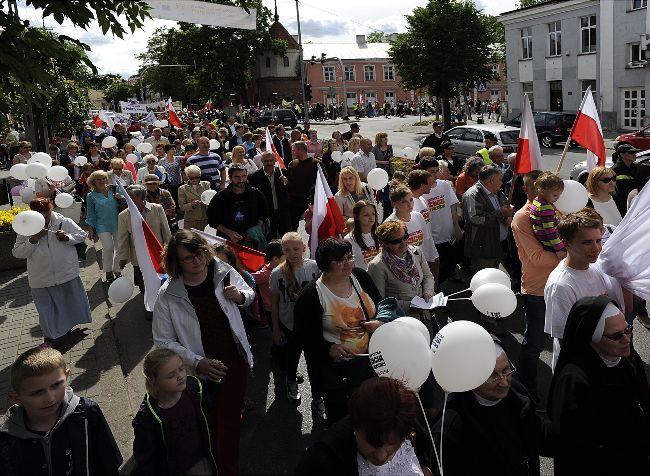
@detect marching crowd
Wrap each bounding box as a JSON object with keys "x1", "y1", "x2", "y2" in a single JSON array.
[{"x1": 2, "y1": 114, "x2": 650, "y2": 475}]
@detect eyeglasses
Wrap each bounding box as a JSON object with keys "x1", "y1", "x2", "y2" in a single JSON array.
[
  {"x1": 599, "y1": 176, "x2": 617, "y2": 183},
  {"x1": 178, "y1": 253, "x2": 202, "y2": 264},
  {"x1": 188, "y1": 176, "x2": 201, "y2": 181},
  {"x1": 333, "y1": 254, "x2": 355, "y2": 264},
  {"x1": 385, "y1": 233, "x2": 409, "y2": 245},
  {"x1": 603, "y1": 324, "x2": 633, "y2": 341},
  {"x1": 485, "y1": 363, "x2": 516, "y2": 384}
]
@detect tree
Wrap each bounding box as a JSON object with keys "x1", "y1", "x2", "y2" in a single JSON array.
[
  {"x1": 389, "y1": 0, "x2": 497, "y2": 128},
  {"x1": 518, "y1": 0, "x2": 546, "y2": 7},
  {"x1": 103, "y1": 80, "x2": 136, "y2": 109},
  {"x1": 367, "y1": 31, "x2": 388, "y2": 43}
]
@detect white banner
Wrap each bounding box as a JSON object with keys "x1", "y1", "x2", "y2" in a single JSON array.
[
  {"x1": 120, "y1": 101, "x2": 148, "y2": 114},
  {"x1": 145, "y1": 0, "x2": 257, "y2": 30}
]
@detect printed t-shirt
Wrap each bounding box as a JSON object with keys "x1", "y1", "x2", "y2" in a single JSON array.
[
  {"x1": 385, "y1": 211, "x2": 439, "y2": 261},
  {"x1": 422, "y1": 180, "x2": 458, "y2": 244},
  {"x1": 269, "y1": 259, "x2": 319, "y2": 330},
  {"x1": 345, "y1": 232, "x2": 381, "y2": 270}
]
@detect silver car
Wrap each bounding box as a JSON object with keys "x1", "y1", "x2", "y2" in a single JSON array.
[
  {"x1": 569, "y1": 149, "x2": 650, "y2": 183},
  {"x1": 424, "y1": 124, "x2": 520, "y2": 157}
]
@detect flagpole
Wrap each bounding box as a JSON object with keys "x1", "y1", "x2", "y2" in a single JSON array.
[
  {"x1": 555, "y1": 87, "x2": 590, "y2": 174},
  {"x1": 506, "y1": 173, "x2": 518, "y2": 206}
]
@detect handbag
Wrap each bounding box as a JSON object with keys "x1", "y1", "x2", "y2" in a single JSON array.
[{"x1": 374, "y1": 297, "x2": 406, "y2": 323}]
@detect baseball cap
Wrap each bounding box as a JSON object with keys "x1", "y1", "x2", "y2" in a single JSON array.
[
  {"x1": 617, "y1": 143, "x2": 640, "y2": 154},
  {"x1": 432, "y1": 121, "x2": 443, "y2": 128}
]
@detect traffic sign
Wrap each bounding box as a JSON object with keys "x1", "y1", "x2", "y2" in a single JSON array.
[{"x1": 476, "y1": 80, "x2": 487, "y2": 92}]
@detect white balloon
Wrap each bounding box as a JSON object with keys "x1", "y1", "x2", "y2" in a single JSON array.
[
  {"x1": 402, "y1": 147, "x2": 416, "y2": 160},
  {"x1": 26, "y1": 162, "x2": 48, "y2": 179},
  {"x1": 126, "y1": 153, "x2": 138, "y2": 164},
  {"x1": 108, "y1": 277, "x2": 135, "y2": 304},
  {"x1": 129, "y1": 138, "x2": 142, "y2": 146},
  {"x1": 367, "y1": 168, "x2": 389, "y2": 190},
  {"x1": 47, "y1": 165, "x2": 69, "y2": 182},
  {"x1": 19, "y1": 187, "x2": 35, "y2": 203},
  {"x1": 9, "y1": 163, "x2": 28, "y2": 180},
  {"x1": 136, "y1": 142, "x2": 153, "y2": 154},
  {"x1": 201, "y1": 189, "x2": 217, "y2": 205},
  {"x1": 555, "y1": 180, "x2": 588, "y2": 213},
  {"x1": 394, "y1": 316, "x2": 430, "y2": 345},
  {"x1": 368, "y1": 321, "x2": 433, "y2": 391},
  {"x1": 101, "y1": 135, "x2": 117, "y2": 149},
  {"x1": 54, "y1": 192, "x2": 74, "y2": 209},
  {"x1": 153, "y1": 120, "x2": 162, "y2": 128},
  {"x1": 209, "y1": 139, "x2": 220, "y2": 150},
  {"x1": 11, "y1": 210, "x2": 45, "y2": 236},
  {"x1": 471, "y1": 283, "x2": 518, "y2": 319},
  {"x1": 469, "y1": 267, "x2": 511, "y2": 292},
  {"x1": 74, "y1": 156, "x2": 88, "y2": 167},
  {"x1": 28, "y1": 152, "x2": 53, "y2": 168},
  {"x1": 331, "y1": 150, "x2": 343, "y2": 163},
  {"x1": 431, "y1": 320, "x2": 496, "y2": 392},
  {"x1": 160, "y1": 119, "x2": 169, "y2": 127},
  {"x1": 341, "y1": 151, "x2": 354, "y2": 162}
]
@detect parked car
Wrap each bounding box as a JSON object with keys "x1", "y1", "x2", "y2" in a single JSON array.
[
  {"x1": 422, "y1": 124, "x2": 520, "y2": 157},
  {"x1": 569, "y1": 149, "x2": 650, "y2": 183},
  {"x1": 613, "y1": 126, "x2": 650, "y2": 150},
  {"x1": 257, "y1": 109, "x2": 298, "y2": 129},
  {"x1": 507, "y1": 111, "x2": 577, "y2": 148}
]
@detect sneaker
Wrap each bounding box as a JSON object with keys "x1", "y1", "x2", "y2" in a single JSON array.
[
  {"x1": 637, "y1": 314, "x2": 650, "y2": 330},
  {"x1": 311, "y1": 398, "x2": 328, "y2": 424},
  {"x1": 286, "y1": 379, "x2": 301, "y2": 403}
]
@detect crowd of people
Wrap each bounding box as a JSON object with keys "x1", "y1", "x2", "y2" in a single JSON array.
[{"x1": 3, "y1": 114, "x2": 650, "y2": 475}]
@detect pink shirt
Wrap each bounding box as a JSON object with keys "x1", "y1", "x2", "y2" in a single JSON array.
[{"x1": 306, "y1": 140, "x2": 323, "y2": 158}]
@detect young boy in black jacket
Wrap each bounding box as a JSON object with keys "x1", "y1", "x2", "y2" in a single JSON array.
[{"x1": 0, "y1": 346, "x2": 122, "y2": 475}]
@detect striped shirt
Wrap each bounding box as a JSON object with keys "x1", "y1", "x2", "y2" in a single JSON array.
[
  {"x1": 529, "y1": 197, "x2": 565, "y2": 253},
  {"x1": 186, "y1": 152, "x2": 224, "y2": 187}
]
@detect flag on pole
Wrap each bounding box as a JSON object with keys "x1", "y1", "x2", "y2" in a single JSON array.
[
  {"x1": 265, "y1": 127, "x2": 286, "y2": 169},
  {"x1": 191, "y1": 229, "x2": 266, "y2": 272},
  {"x1": 514, "y1": 94, "x2": 543, "y2": 174},
  {"x1": 115, "y1": 181, "x2": 165, "y2": 311},
  {"x1": 310, "y1": 164, "x2": 346, "y2": 258},
  {"x1": 204, "y1": 99, "x2": 213, "y2": 110},
  {"x1": 92, "y1": 115, "x2": 103, "y2": 128},
  {"x1": 569, "y1": 86, "x2": 606, "y2": 171},
  {"x1": 98, "y1": 110, "x2": 114, "y2": 129},
  {"x1": 165, "y1": 97, "x2": 182, "y2": 128}
]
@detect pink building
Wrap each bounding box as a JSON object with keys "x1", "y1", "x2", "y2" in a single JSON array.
[
  {"x1": 473, "y1": 63, "x2": 508, "y2": 102},
  {"x1": 302, "y1": 35, "x2": 413, "y2": 111}
]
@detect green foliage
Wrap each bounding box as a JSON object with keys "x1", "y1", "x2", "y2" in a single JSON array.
[
  {"x1": 86, "y1": 73, "x2": 123, "y2": 90},
  {"x1": 103, "y1": 80, "x2": 136, "y2": 106},
  {"x1": 367, "y1": 31, "x2": 388, "y2": 43},
  {"x1": 518, "y1": 0, "x2": 546, "y2": 7}
]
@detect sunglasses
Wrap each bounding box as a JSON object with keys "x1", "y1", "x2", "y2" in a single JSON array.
[
  {"x1": 603, "y1": 324, "x2": 633, "y2": 341},
  {"x1": 599, "y1": 176, "x2": 616, "y2": 183},
  {"x1": 385, "y1": 233, "x2": 409, "y2": 245}
]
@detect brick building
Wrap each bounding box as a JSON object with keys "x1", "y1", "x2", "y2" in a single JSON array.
[{"x1": 473, "y1": 63, "x2": 508, "y2": 102}]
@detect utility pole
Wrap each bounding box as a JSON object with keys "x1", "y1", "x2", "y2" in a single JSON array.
[{"x1": 295, "y1": 0, "x2": 309, "y2": 124}]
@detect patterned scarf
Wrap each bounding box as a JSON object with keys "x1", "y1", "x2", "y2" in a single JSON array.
[{"x1": 381, "y1": 248, "x2": 420, "y2": 288}]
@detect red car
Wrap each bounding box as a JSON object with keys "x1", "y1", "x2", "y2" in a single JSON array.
[{"x1": 614, "y1": 126, "x2": 650, "y2": 150}]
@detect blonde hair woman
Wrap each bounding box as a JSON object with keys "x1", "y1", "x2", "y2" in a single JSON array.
[
  {"x1": 334, "y1": 166, "x2": 376, "y2": 219},
  {"x1": 585, "y1": 166, "x2": 626, "y2": 226},
  {"x1": 107, "y1": 158, "x2": 135, "y2": 186},
  {"x1": 230, "y1": 145, "x2": 258, "y2": 175},
  {"x1": 178, "y1": 165, "x2": 211, "y2": 231}
]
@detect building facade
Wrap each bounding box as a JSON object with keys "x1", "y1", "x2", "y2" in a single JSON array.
[{"x1": 499, "y1": 0, "x2": 650, "y2": 130}]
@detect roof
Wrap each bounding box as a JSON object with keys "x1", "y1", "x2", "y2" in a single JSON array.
[
  {"x1": 270, "y1": 21, "x2": 299, "y2": 49},
  {"x1": 302, "y1": 42, "x2": 391, "y2": 61},
  {"x1": 499, "y1": 0, "x2": 569, "y2": 17}
]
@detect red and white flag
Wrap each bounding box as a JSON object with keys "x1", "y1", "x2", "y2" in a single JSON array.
[
  {"x1": 204, "y1": 99, "x2": 213, "y2": 110},
  {"x1": 115, "y1": 181, "x2": 165, "y2": 311},
  {"x1": 191, "y1": 228, "x2": 266, "y2": 272},
  {"x1": 165, "y1": 97, "x2": 182, "y2": 128},
  {"x1": 310, "y1": 164, "x2": 346, "y2": 258},
  {"x1": 570, "y1": 86, "x2": 606, "y2": 171},
  {"x1": 265, "y1": 127, "x2": 286, "y2": 169},
  {"x1": 514, "y1": 94, "x2": 543, "y2": 174}
]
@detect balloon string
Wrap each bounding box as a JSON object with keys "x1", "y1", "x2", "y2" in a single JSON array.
[
  {"x1": 416, "y1": 393, "x2": 442, "y2": 476},
  {"x1": 440, "y1": 392, "x2": 448, "y2": 476},
  {"x1": 446, "y1": 297, "x2": 471, "y2": 301},
  {"x1": 445, "y1": 288, "x2": 470, "y2": 298}
]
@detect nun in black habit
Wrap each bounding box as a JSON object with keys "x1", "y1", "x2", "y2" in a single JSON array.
[{"x1": 548, "y1": 295, "x2": 650, "y2": 475}]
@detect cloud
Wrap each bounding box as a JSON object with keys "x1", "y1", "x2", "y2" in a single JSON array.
[{"x1": 286, "y1": 18, "x2": 347, "y2": 38}]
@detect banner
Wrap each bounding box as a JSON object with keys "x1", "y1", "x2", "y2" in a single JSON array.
[
  {"x1": 145, "y1": 0, "x2": 257, "y2": 30},
  {"x1": 120, "y1": 101, "x2": 148, "y2": 114}
]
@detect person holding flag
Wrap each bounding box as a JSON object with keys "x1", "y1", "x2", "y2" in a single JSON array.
[{"x1": 165, "y1": 97, "x2": 183, "y2": 129}]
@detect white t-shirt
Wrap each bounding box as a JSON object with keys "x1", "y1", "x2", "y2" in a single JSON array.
[
  {"x1": 345, "y1": 232, "x2": 381, "y2": 270},
  {"x1": 412, "y1": 196, "x2": 430, "y2": 224},
  {"x1": 422, "y1": 180, "x2": 458, "y2": 244},
  {"x1": 269, "y1": 259, "x2": 319, "y2": 330},
  {"x1": 592, "y1": 197, "x2": 622, "y2": 226},
  {"x1": 385, "y1": 211, "x2": 439, "y2": 261},
  {"x1": 544, "y1": 259, "x2": 624, "y2": 368},
  {"x1": 352, "y1": 151, "x2": 377, "y2": 177}
]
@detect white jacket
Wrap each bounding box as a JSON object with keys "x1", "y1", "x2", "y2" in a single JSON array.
[
  {"x1": 12, "y1": 212, "x2": 87, "y2": 288},
  {"x1": 136, "y1": 165, "x2": 167, "y2": 184},
  {"x1": 152, "y1": 258, "x2": 255, "y2": 372}
]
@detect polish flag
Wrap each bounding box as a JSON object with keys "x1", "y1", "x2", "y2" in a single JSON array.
[
  {"x1": 570, "y1": 86, "x2": 606, "y2": 171},
  {"x1": 204, "y1": 99, "x2": 213, "y2": 110},
  {"x1": 311, "y1": 164, "x2": 346, "y2": 258},
  {"x1": 165, "y1": 97, "x2": 182, "y2": 128},
  {"x1": 265, "y1": 127, "x2": 286, "y2": 169},
  {"x1": 514, "y1": 94, "x2": 543, "y2": 174},
  {"x1": 92, "y1": 115, "x2": 103, "y2": 128},
  {"x1": 192, "y1": 228, "x2": 266, "y2": 272},
  {"x1": 115, "y1": 181, "x2": 165, "y2": 311}
]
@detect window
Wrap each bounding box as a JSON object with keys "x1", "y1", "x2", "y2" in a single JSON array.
[
  {"x1": 265, "y1": 57, "x2": 271, "y2": 68},
  {"x1": 490, "y1": 89, "x2": 500, "y2": 98},
  {"x1": 632, "y1": 0, "x2": 648, "y2": 9},
  {"x1": 522, "y1": 82, "x2": 534, "y2": 110},
  {"x1": 344, "y1": 65, "x2": 355, "y2": 81},
  {"x1": 580, "y1": 15, "x2": 597, "y2": 53},
  {"x1": 491, "y1": 64, "x2": 499, "y2": 74},
  {"x1": 383, "y1": 64, "x2": 394, "y2": 80},
  {"x1": 630, "y1": 43, "x2": 647, "y2": 62},
  {"x1": 521, "y1": 27, "x2": 533, "y2": 59},
  {"x1": 581, "y1": 80, "x2": 597, "y2": 103},
  {"x1": 463, "y1": 129, "x2": 483, "y2": 143},
  {"x1": 283, "y1": 56, "x2": 290, "y2": 67},
  {"x1": 323, "y1": 65, "x2": 335, "y2": 82},
  {"x1": 384, "y1": 91, "x2": 395, "y2": 103},
  {"x1": 548, "y1": 21, "x2": 561, "y2": 56},
  {"x1": 364, "y1": 65, "x2": 375, "y2": 81},
  {"x1": 446, "y1": 128, "x2": 465, "y2": 140}
]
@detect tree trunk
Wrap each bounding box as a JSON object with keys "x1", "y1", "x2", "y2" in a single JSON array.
[{"x1": 442, "y1": 98, "x2": 452, "y2": 130}]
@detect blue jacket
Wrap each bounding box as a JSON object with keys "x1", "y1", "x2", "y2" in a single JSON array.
[
  {"x1": 131, "y1": 376, "x2": 218, "y2": 475},
  {"x1": 0, "y1": 388, "x2": 122, "y2": 476}
]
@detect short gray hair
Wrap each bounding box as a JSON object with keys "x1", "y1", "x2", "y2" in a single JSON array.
[
  {"x1": 126, "y1": 184, "x2": 147, "y2": 200},
  {"x1": 185, "y1": 165, "x2": 201, "y2": 177},
  {"x1": 478, "y1": 165, "x2": 503, "y2": 182},
  {"x1": 488, "y1": 145, "x2": 503, "y2": 157}
]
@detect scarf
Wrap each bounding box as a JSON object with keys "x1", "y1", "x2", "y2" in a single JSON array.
[{"x1": 382, "y1": 249, "x2": 420, "y2": 288}]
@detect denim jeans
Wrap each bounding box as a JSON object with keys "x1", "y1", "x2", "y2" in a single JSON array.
[{"x1": 518, "y1": 294, "x2": 546, "y2": 399}]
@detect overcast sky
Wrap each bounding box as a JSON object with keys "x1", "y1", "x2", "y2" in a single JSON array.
[{"x1": 16, "y1": 0, "x2": 519, "y2": 78}]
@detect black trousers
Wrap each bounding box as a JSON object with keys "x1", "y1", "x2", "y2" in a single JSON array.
[{"x1": 435, "y1": 241, "x2": 457, "y2": 285}]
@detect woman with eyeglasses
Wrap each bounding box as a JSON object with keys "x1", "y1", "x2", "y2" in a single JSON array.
[
  {"x1": 367, "y1": 220, "x2": 434, "y2": 316},
  {"x1": 153, "y1": 229, "x2": 255, "y2": 475},
  {"x1": 178, "y1": 165, "x2": 211, "y2": 231},
  {"x1": 433, "y1": 337, "x2": 548, "y2": 476},
  {"x1": 548, "y1": 296, "x2": 650, "y2": 475},
  {"x1": 137, "y1": 154, "x2": 167, "y2": 184},
  {"x1": 13, "y1": 141, "x2": 33, "y2": 164},
  {"x1": 294, "y1": 237, "x2": 383, "y2": 424},
  {"x1": 584, "y1": 166, "x2": 626, "y2": 226}
]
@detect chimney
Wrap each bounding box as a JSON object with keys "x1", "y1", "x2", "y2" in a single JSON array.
[{"x1": 356, "y1": 34, "x2": 366, "y2": 45}]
